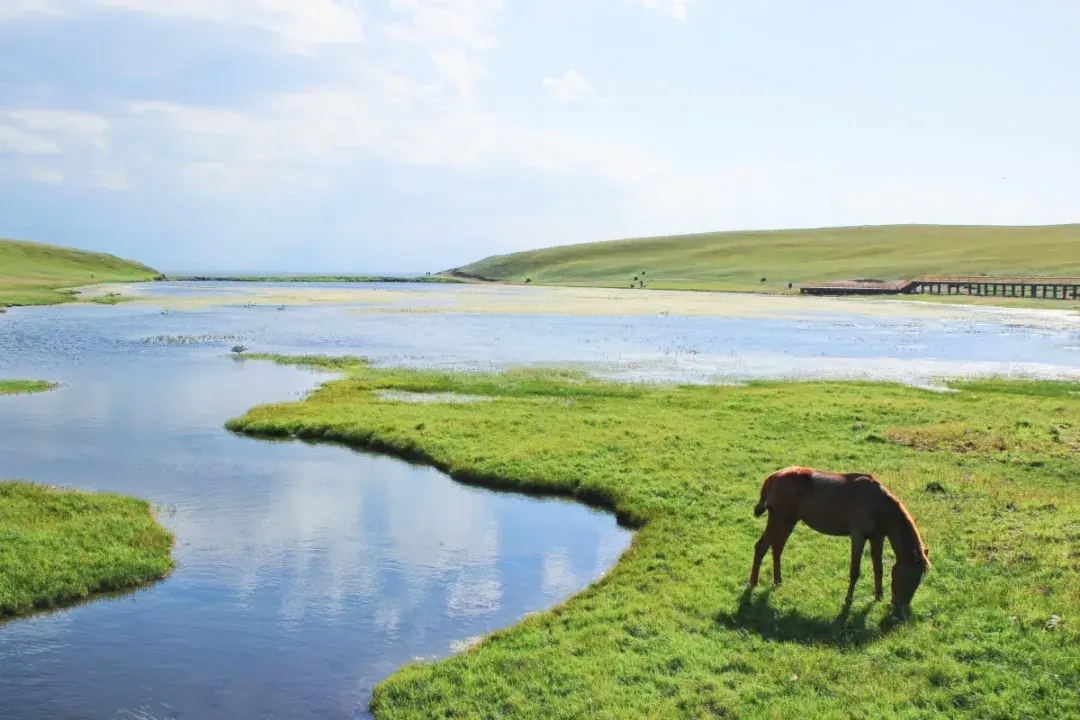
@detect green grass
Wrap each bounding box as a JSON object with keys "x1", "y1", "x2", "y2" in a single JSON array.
[
  {"x1": 227, "y1": 357, "x2": 1079, "y2": 719},
  {"x1": 0, "y1": 380, "x2": 58, "y2": 395},
  {"x1": 0, "y1": 481, "x2": 175, "y2": 617},
  {"x1": 0, "y1": 237, "x2": 161, "y2": 308},
  {"x1": 452, "y1": 223, "x2": 1080, "y2": 293}
]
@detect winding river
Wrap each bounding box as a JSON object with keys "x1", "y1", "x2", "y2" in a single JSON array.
[{"x1": 1, "y1": 281, "x2": 1078, "y2": 719}]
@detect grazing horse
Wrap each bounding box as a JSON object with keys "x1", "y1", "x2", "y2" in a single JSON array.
[{"x1": 748, "y1": 466, "x2": 930, "y2": 613}]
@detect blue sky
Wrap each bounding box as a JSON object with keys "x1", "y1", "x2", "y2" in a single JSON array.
[{"x1": 0, "y1": 0, "x2": 1077, "y2": 273}]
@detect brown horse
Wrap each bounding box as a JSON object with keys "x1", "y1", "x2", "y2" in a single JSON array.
[{"x1": 748, "y1": 466, "x2": 930, "y2": 613}]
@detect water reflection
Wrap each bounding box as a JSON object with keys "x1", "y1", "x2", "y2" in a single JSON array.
[{"x1": 0, "y1": 354, "x2": 631, "y2": 720}]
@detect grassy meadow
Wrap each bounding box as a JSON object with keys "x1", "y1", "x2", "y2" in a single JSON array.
[
  {"x1": 452, "y1": 224, "x2": 1080, "y2": 294},
  {"x1": 0, "y1": 237, "x2": 161, "y2": 308},
  {"x1": 229, "y1": 357, "x2": 1079, "y2": 719},
  {"x1": 0, "y1": 482, "x2": 175, "y2": 617}
]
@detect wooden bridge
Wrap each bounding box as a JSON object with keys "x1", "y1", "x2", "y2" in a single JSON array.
[{"x1": 801, "y1": 276, "x2": 1080, "y2": 300}]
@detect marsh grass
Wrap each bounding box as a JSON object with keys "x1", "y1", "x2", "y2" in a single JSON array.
[
  {"x1": 138, "y1": 334, "x2": 242, "y2": 345},
  {"x1": 85, "y1": 291, "x2": 132, "y2": 305},
  {"x1": 0, "y1": 380, "x2": 58, "y2": 395},
  {"x1": 227, "y1": 356, "x2": 1080, "y2": 719},
  {"x1": 245, "y1": 353, "x2": 371, "y2": 372},
  {"x1": 0, "y1": 481, "x2": 175, "y2": 618}
]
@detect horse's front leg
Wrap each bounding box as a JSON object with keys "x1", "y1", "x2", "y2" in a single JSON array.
[
  {"x1": 845, "y1": 533, "x2": 867, "y2": 606},
  {"x1": 870, "y1": 536, "x2": 884, "y2": 600}
]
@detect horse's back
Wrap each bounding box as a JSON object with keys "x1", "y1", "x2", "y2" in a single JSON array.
[{"x1": 774, "y1": 468, "x2": 886, "y2": 537}]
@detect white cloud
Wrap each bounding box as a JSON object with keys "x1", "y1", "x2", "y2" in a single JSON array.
[
  {"x1": 0, "y1": 109, "x2": 113, "y2": 186},
  {"x1": 121, "y1": 88, "x2": 660, "y2": 195},
  {"x1": 93, "y1": 168, "x2": 129, "y2": 190},
  {"x1": 636, "y1": 0, "x2": 693, "y2": 20},
  {"x1": 542, "y1": 70, "x2": 595, "y2": 104},
  {"x1": 0, "y1": 0, "x2": 710, "y2": 220},
  {"x1": 3, "y1": 109, "x2": 109, "y2": 149},
  {"x1": 385, "y1": 0, "x2": 500, "y2": 48},
  {"x1": 0, "y1": 0, "x2": 365, "y2": 53},
  {"x1": 28, "y1": 166, "x2": 64, "y2": 183},
  {"x1": 0, "y1": 124, "x2": 61, "y2": 154},
  {"x1": 0, "y1": 109, "x2": 109, "y2": 159},
  {"x1": 0, "y1": 0, "x2": 62, "y2": 20},
  {"x1": 381, "y1": 0, "x2": 502, "y2": 99}
]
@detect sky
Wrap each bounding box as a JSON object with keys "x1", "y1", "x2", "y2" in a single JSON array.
[{"x1": 0, "y1": 0, "x2": 1077, "y2": 273}]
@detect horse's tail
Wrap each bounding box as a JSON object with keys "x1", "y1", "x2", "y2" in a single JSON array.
[
  {"x1": 754, "y1": 467, "x2": 812, "y2": 517},
  {"x1": 753, "y1": 476, "x2": 772, "y2": 516}
]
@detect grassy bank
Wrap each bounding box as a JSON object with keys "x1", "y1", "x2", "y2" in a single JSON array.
[
  {"x1": 228, "y1": 357, "x2": 1079, "y2": 719},
  {"x1": 0, "y1": 481, "x2": 175, "y2": 617},
  {"x1": 451, "y1": 224, "x2": 1080, "y2": 293},
  {"x1": 0, "y1": 380, "x2": 58, "y2": 395},
  {"x1": 0, "y1": 238, "x2": 161, "y2": 308}
]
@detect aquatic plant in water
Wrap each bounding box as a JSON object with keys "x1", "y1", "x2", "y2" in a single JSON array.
[{"x1": 137, "y1": 334, "x2": 242, "y2": 345}]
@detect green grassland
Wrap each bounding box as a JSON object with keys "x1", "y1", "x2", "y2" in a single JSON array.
[
  {"x1": 228, "y1": 356, "x2": 1079, "y2": 719},
  {"x1": 0, "y1": 238, "x2": 161, "y2": 308},
  {"x1": 0, "y1": 380, "x2": 58, "y2": 395},
  {"x1": 0, "y1": 481, "x2": 175, "y2": 617},
  {"x1": 451, "y1": 224, "x2": 1080, "y2": 293}
]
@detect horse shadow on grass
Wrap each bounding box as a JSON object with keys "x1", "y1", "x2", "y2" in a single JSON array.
[{"x1": 715, "y1": 586, "x2": 908, "y2": 648}]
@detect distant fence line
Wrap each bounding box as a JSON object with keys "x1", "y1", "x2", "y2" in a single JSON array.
[{"x1": 801, "y1": 276, "x2": 1080, "y2": 300}]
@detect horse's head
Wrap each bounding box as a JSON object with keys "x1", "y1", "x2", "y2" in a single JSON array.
[{"x1": 890, "y1": 546, "x2": 929, "y2": 612}]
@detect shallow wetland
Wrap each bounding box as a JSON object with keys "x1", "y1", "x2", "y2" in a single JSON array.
[{"x1": 2, "y1": 280, "x2": 1079, "y2": 718}]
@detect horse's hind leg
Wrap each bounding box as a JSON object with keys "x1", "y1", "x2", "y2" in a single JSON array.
[
  {"x1": 845, "y1": 533, "x2": 867, "y2": 606},
  {"x1": 870, "y1": 536, "x2": 884, "y2": 600},
  {"x1": 771, "y1": 518, "x2": 797, "y2": 585},
  {"x1": 750, "y1": 514, "x2": 794, "y2": 587},
  {"x1": 749, "y1": 523, "x2": 771, "y2": 587}
]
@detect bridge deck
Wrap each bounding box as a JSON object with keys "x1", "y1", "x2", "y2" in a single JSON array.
[{"x1": 801, "y1": 276, "x2": 1080, "y2": 299}]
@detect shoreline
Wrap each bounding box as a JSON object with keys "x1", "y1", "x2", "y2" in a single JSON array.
[
  {"x1": 227, "y1": 356, "x2": 1080, "y2": 719},
  {"x1": 74, "y1": 278, "x2": 1080, "y2": 323}
]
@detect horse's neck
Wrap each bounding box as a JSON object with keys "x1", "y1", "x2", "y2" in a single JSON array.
[{"x1": 883, "y1": 501, "x2": 920, "y2": 560}]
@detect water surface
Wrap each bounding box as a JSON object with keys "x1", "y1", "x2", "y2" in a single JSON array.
[
  {"x1": 0, "y1": 299, "x2": 632, "y2": 719},
  {"x1": 2, "y1": 281, "x2": 1079, "y2": 719}
]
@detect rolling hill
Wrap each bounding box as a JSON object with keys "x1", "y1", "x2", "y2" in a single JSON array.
[
  {"x1": 0, "y1": 238, "x2": 161, "y2": 307},
  {"x1": 449, "y1": 224, "x2": 1080, "y2": 292}
]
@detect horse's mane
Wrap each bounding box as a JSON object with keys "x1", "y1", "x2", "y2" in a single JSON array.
[{"x1": 872, "y1": 477, "x2": 930, "y2": 568}]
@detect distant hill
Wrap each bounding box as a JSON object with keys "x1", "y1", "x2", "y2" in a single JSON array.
[
  {"x1": 449, "y1": 224, "x2": 1080, "y2": 292},
  {"x1": 0, "y1": 238, "x2": 161, "y2": 307}
]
